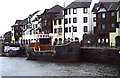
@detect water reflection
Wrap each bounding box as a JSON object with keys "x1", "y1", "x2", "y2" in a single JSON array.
[{"x1": 1, "y1": 57, "x2": 119, "y2": 76}]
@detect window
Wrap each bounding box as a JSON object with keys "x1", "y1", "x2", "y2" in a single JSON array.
[
  {"x1": 106, "y1": 38, "x2": 108, "y2": 43},
  {"x1": 93, "y1": 17, "x2": 96, "y2": 22},
  {"x1": 83, "y1": 8, "x2": 87, "y2": 13},
  {"x1": 64, "y1": 9, "x2": 67, "y2": 15},
  {"x1": 73, "y1": 17, "x2": 77, "y2": 23},
  {"x1": 48, "y1": 21, "x2": 51, "y2": 25},
  {"x1": 69, "y1": 8, "x2": 71, "y2": 14},
  {"x1": 54, "y1": 28, "x2": 57, "y2": 33},
  {"x1": 73, "y1": 8, "x2": 77, "y2": 14},
  {"x1": 58, "y1": 19, "x2": 62, "y2": 25},
  {"x1": 102, "y1": 24, "x2": 105, "y2": 29},
  {"x1": 73, "y1": 27, "x2": 77, "y2": 32},
  {"x1": 98, "y1": 39, "x2": 100, "y2": 43},
  {"x1": 23, "y1": 26, "x2": 25, "y2": 29},
  {"x1": 119, "y1": 23, "x2": 120, "y2": 28},
  {"x1": 98, "y1": 13, "x2": 101, "y2": 18},
  {"x1": 44, "y1": 20, "x2": 47, "y2": 26},
  {"x1": 64, "y1": 18, "x2": 68, "y2": 24},
  {"x1": 20, "y1": 32, "x2": 22, "y2": 35},
  {"x1": 12, "y1": 33, "x2": 13, "y2": 36},
  {"x1": 102, "y1": 13, "x2": 105, "y2": 18},
  {"x1": 84, "y1": 26, "x2": 88, "y2": 32},
  {"x1": 36, "y1": 24, "x2": 38, "y2": 28},
  {"x1": 69, "y1": 18, "x2": 71, "y2": 23},
  {"x1": 20, "y1": 26, "x2": 23, "y2": 30},
  {"x1": 69, "y1": 27, "x2": 71, "y2": 32},
  {"x1": 16, "y1": 26, "x2": 18, "y2": 30},
  {"x1": 98, "y1": 24, "x2": 101, "y2": 30},
  {"x1": 111, "y1": 24, "x2": 115, "y2": 28},
  {"x1": 58, "y1": 27, "x2": 62, "y2": 33},
  {"x1": 16, "y1": 33, "x2": 18, "y2": 36},
  {"x1": 65, "y1": 27, "x2": 68, "y2": 33},
  {"x1": 111, "y1": 12, "x2": 115, "y2": 17},
  {"x1": 54, "y1": 20, "x2": 57, "y2": 25},
  {"x1": 83, "y1": 17, "x2": 87, "y2": 23}
]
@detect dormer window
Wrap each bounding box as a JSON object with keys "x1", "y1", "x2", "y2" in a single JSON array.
[
  {"x1": 98, "y1": 8, "x2": 106, "y2": 12},
  {"x1": 102, "y1": 13, "x2": 105, "y2": 18}
]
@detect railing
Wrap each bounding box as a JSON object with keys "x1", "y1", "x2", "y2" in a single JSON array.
[{"x1": 81, "y1": 42, "x2": 120, "y2": 48}]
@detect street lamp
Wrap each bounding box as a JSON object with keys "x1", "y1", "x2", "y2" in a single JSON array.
[{"x1": 72, "y1": 25, "x2": 73, "y2": 41}]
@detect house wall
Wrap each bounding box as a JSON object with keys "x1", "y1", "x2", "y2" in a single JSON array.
[
  {"x1": 11, "y1": 26, "x2": 15, "y2": 43},
  {"x1": 117, "y1": 11, "x2": 120, "y2": 22},
  {"x1": 64, "y1": 7, "x2": 91, "y2": 42},
  {"x1": 51, "y1": 19, "x2": 64, "y2": 45},
  {"x1": 110, "y1": 28, "x2": 120, "y2": 46},
  {"x1": 96, "y1": 10, "x2": 117, "y2": 46},
  {"x1": 91, "y1": 13, "x2": 96, "y2": 34}
]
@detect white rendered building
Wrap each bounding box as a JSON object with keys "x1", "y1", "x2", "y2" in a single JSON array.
[{"x1": 64, "y1": 1, "x2": 92, "y2": 42}]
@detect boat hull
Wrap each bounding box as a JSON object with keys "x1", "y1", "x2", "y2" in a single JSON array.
[{"x1": 26, "y1": 41, "x2": 81, "y2": 62}]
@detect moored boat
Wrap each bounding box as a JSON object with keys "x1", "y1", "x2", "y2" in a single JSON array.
[
  {"x1": 2, "y1": 43, "x2": 25, "y2": 57},
  {"x1": 26, "y1": 41, "x2": 81, "y2": 62}
]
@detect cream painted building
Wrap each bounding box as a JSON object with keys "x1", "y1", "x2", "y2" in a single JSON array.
[
  {"x1": 50, "y1": 13, "x2": 64, "y2": 45},
  {"x1": 110, "y1": 28, "x2": 120, "y2": 46},
  {"x1": 110, "y1": 10, "x2": 120, "y2": 46}
]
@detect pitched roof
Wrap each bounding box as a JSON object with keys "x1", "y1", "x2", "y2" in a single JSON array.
[
  {"x1": 15, "y1": 20, "x2": 23, "y2": 25},
  {"x1": 41, "y1": 9, "x2": 50, "y2": 15},
  {"x1": 99, "y1": 0, "x2": 120, "y2": 2},
  {"x1": 66, "y1": 2, "x2": 91, "y2": 9},
  {"x1": 20, "y1": 18, "x2": 28, "y2": 25},
  {"x1": 30, "y1": 10, "x2": 40, "y2": 17},
  {"x1": 92, "y1": 2, "x2": 120, "y2": 13},
  {"x1": 54, "y1": 12, "x2": 63, "y2": 20},
  {"x1": 48, "y1": 5, "x2": 64, "y2": 13}
]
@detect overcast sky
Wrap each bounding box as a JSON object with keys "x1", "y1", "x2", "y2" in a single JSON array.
[{"x1": 0, "y1": 0, "x2": 100, "y2": 36}]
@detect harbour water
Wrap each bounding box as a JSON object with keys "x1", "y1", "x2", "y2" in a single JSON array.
[
  {"x1": 0, "y1": 41, "x2": 119, "y2": 77},
  {"x1": 0, "y1": 57, "x2": 119, "y2": 76}
]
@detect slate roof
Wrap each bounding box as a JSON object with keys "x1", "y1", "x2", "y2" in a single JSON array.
[
  {"x1": 47, "y1": 5, "x2": 64, "y2": 13},
  {"x1": 92, "y1": 2, "x2": 120, "y2": 13},
  {"x1": 66, "y1": 2, "x2": 91, "y2": 9},
  {"x1": 99, "y1": 0, "x2": 120, "y2": 2},
  {"x1": 20, "y1": 18, "x2": 28, "y2": 25},
  {"x1": 15, "y1": 20, "x2": 23, "y2": 25},
  {"x1": 30, "y1": 10, "x2": 40, "y2": 17},
  {"x1": 54, "y1": 12, "x2": 63, "y2": 20}
]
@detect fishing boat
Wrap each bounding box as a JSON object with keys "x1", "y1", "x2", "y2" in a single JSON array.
[{"x1": 26, "y1": 34, "x2": 81, "y2": 62}]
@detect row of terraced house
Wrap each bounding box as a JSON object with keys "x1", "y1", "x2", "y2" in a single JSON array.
[{"x1": 11, "y1": 0, "x2": 120, "y2": 47}]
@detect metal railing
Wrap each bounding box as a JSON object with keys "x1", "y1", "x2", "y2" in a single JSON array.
[{"x1": 81, "y1": 42, "x2": 120, "y2": 48}]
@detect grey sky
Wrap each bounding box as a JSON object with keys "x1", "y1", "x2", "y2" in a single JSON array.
[{"x1": 0, "y1": 0, "x2": 100, "y2": 36}]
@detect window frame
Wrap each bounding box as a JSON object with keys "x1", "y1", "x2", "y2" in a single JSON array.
[
  {"x1": 83, "y1": 17, "x2": 87, "y2": 23},
  {"x1": 84, "y1": 26, "x2": 88, "y2": 32},
  {"x1": 73, "y1": 8, "x2": 77, "y2": 14},
  {"x1": 83, "y1": 8, "x2": 88, "y2": 14},
  {"x1": 73, "y1": 17, "x2": 77, "y2": 23},
  {"x1": 73, "y1": 27, "x2": 77, "y2": 32},
  {"x1": 102, "y1": 13, "x2": 106, "y2": 18}
]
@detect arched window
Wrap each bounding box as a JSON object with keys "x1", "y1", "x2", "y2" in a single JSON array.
[
  {"x1": 55, "y1": 38, "x2": 58, "y2": 42},
  {"x1": 59, "y1": 38, "x2": 62, "y2": 44},
  {"x1": 75, "y1": 37, "x2": 79, "y2": 41}
]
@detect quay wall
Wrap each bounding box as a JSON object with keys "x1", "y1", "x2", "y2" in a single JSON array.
[{"x1": 80, "y1": 47, "x2": 120, "y2": 64}]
